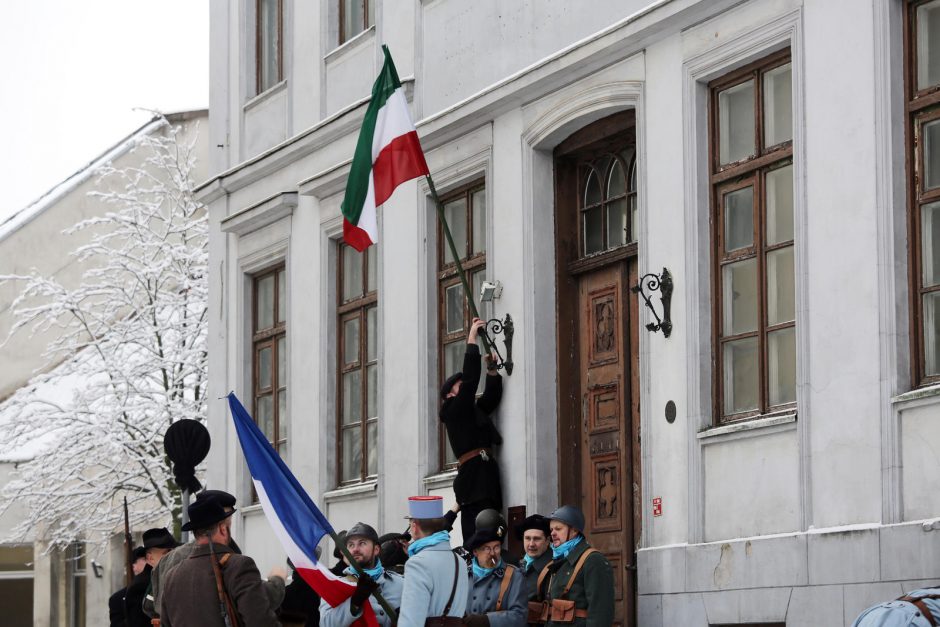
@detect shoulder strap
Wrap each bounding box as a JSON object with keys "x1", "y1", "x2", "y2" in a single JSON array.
[
  {"x1": 562, "y1": 548, "x2": 599, "y2": 597},
  {"x1": 209, "y1": 547, "x2": 240, "y2": 627},
  {"x1": 495, "y1": 565, "x2": 515, "y2": 611},
  {"x1": 218, "y1": 553, "x2": 232, "y2": 567},
  {"x1": 535, "y1": 561, "x2": 554, "y2": 601},
  {"x1": 898, "y1": 594, "x2": 940, "y2": 627},
  {"x1": 442, "y1": 552, "x2": 460, "y2": 616}
]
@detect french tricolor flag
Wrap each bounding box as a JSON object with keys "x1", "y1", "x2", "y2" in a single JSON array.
[{"x1": 227, "y1": 393, "x2": 378, "y2": 626}]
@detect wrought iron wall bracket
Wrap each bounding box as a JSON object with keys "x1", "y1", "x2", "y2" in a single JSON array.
[
  {"x1": 481, "y1": 314, "x2": 514, "y2": 375},
  {"x1": 631, "y1": 268, "x2": 673, "y2": 338}
]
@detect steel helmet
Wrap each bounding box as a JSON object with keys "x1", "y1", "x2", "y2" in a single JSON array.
[
  {"x1": 475, "y1": 508, "x2": 507, "y2": 534},
  {"x1": 548, "y1": 505, "x2": 585, "y2": 532},
  {"x1": 346, "y1": 522, "x2": 380, "y2": 544}
]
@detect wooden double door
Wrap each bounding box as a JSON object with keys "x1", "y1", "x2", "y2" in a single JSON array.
[{"x1": 555, "y1": 110, "x2": 641, "y2": 627}]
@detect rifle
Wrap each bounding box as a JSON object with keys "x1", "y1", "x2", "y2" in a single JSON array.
[{"x1": 124, "y1": 496, "x2": 133, "y2": 588}]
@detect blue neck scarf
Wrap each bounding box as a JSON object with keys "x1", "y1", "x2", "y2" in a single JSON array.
[
  {"x1": 522, "y1": 554, "x2": 536, "y2": 571},
  {"x1": 407, "y1": 530, "x2": 451, "y2": 557},
  {"x1": 344, "y1": 558, "x2": 384, "y2": 582},
  {"x1": 551, "y1": 535, "x2": 583, "y2": 560},
  {"x1": 472, "y1": 556, "x2": 503, "y2": 581}
]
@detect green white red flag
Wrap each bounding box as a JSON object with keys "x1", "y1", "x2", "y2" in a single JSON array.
[{"x1": 341, "y1": 46, "x2": 429, "y2": 251}]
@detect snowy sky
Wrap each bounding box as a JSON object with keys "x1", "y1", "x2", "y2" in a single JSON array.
[{"x1": 0, "y1": 0, "x2": 209, "y2": 224}]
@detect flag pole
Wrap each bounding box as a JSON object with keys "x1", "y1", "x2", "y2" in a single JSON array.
[
  {"x1": 425, "y1": 174, "x2": 495, "y2": 356},
  {"x1": 329, "y1": 530, "x2": 399, "y2": 623}
]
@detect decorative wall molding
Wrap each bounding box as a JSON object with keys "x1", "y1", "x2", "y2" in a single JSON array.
[{"x1": 221, "y1": 191, "x2": 297, "y2": 236}]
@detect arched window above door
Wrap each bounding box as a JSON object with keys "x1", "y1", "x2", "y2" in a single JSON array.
[{"x1": 579, "y1": 148, "x2": 637, "y2": 257}]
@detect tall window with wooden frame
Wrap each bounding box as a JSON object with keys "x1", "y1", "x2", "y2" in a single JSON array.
[
  {"x1": 709, "y1": 50, "x2": 796, "y2": 424},
  {"x1": 339, "y1": 0, "x2": 374, "y2": 45},
  {"x1": 438, "y1": 181, "x2": 487, "y2": 469},
  {"x1": 337, "y1": 244, "x2": 379, "y2": 484},
  {"x1": 579, "y1": 145, "x2": 638, "y2": 257},
  {"x1": 905, "y1": 1, "x2": 940, "y2": 387},
  {"x1": 253, "y1": 267, "x2": 288, "y2": 459},
  {"x1": 256, "y1": 0, "x2": 283, "y2": 94}
]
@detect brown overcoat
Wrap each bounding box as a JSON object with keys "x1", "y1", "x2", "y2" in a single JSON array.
[{"x1": 160, "y1": 542, "x2": 280, "y2": 627}]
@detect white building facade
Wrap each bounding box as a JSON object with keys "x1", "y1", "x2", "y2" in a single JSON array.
[{"x1": 200, "y1": 1, "x2": 940, "y2": 624}]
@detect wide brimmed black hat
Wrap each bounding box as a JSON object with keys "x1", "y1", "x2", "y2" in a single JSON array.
[
  {"x1": 181, "y1": 498, "x2": 235, "y2": 532},
  {"x1": 440, "y1": 372, "x2": 462, "y2": 399},
  {"x1": 514, "y1": 514, "x2": 551, "y2": 541},
  {"x1": 143, "y1": 527, "x2": 182, "y2": 550},
  {"x1": 464, "y1": 526, "x2": 504, "y2": 552},
  {"x1": 196, "y1": 489, "x2": 237, "y2": 508}
]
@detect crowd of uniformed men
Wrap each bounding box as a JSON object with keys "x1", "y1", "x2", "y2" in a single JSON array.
[{"x1": 110, "y1": 319, "x2": 615, "y2": 626}]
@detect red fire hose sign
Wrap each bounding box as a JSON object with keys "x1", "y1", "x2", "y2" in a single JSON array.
[{"x1": 652, "y1": 497, "x2": 662, "y2": 517}]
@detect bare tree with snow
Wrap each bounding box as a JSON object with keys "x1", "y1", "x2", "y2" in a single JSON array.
[{"x1": 0, "y1": 117, "x2": 207, "y2": 551}]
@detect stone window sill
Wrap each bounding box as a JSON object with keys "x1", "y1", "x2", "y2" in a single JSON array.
[{"x1": 697, "y1": 412, "x2": 797, "y2": 444}]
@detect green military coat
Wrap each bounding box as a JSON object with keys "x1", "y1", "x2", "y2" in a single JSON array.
[{"x1": 542, "y1": 538, "x2": 614, "y2": 627}]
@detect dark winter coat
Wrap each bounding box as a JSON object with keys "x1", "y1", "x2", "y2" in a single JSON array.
[
  {"x1": 124, "y1": 565, "x2": 152, "y2": 627},
  {"x1": 109, "y1": 587, "x2": 127, "y2": 627},
  {"x1": 440, "y1": 343, "x2": 503, "y2": 508},
  {"x1": 160, "y1": 542, "x2": 280, "y2": 627},
  {"x1": 519, "y1": 550, "x2": 553, "y2": 602},
  {"x1": 278, "y1": 570, "x2": 322, "y2": 627},
  {"x1": 540, "y1": 539, "x2": 614, "y2": 627}
]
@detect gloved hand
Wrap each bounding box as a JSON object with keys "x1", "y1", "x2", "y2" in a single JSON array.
[
  {"x1": 463, "y1": 614, "x2": 490, "y2": 627},
  {"x1": 350, "y1": 574, "x2": 378, "y2": 607}
]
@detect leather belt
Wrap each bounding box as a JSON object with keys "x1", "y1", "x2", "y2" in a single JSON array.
[{"x1": 457, "y1": 447, "x2": 492, "y2": 468}]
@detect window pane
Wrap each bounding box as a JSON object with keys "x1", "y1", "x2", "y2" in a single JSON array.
[
  {"x1": 343, "y1": 0, "x2": 365, "y2": 41},
  {"x1": 443, "y1": 197, "x2": 468, "y2": 264},
  {"x1": 278, "y1": 389, "x2": 287, "y2": 440},
  {"x1": 607, "y1": 198, "x2": 627, "y2": 248},
  {"x1": 926, "y1": 291, "x2": 940, "y2": 376},
  {"x1": 277, "y1": 336, "x2": 286, "y2": 385},
  {"x1": 367, "y1": 246, "x2": 377, "y2": 293},
  {"x1": 718, "y1": 80, "x2": 756, "y2": 165},
  {"x1": 367, "y1": 421, "x2": 378, "y2": 476},
  {"x1": 342, "y1": 246, "x2": 363, "y2": 301},
  {"x1": 924, "y1": 119, "x2": 940, "y2": 190},
  {"x1": 584, "y1": 168, "x2": 602, "y2": 207},
  {"x1": 341, "y1": 427, "x2": 362, "y2": 482},
  {"x1": 608, "y1": 159, "x2": 626, "y2": 197},
  {"x1": 367, "y1": 0, "x2": 375, "y2": 28},
  {"x1": 343, "y1": 317, "x2": 360, "y2": 365},
  {"x1": 723, "y1": 337, "x2": 760, "y2": 415},
  {"x1": 767, "y1": 246, "x2": 796, "y2": 326},
  {"x1": 628, "y1": 195, "x2": 638, "y2": 243},
  {"x1": 257, "y1": 274, "x2": 274, "y2": 330},
  {"x1": 366, "y1": 306, "x2": 377, "y2": 361},
  {"x1": 724, "y1": 186, "x2": 755, "y2": 252},
  {"x1": 722, "y1": 258, "x2": 759, "y2": 335},
  {"x1": 918, "y1": 1, "x2": 940, "y2": 90},
  {"x1": 472, "y1": 188, "x2": 486, "y2": 255},
  {"x1": 924, "y1": 202, "x2": 940, "y2": 287},
  {"x1": 766, "y1": 165, "x2": 794, "y2": 245},
  {"x1": 259, "y1": 0, "x2": 280, "y2": 91},
  {"x1": 257, "y1": 394, "x2": 274, "y2": 441},
  {"x1": 258, "y1": 346, "x2": 272, "y2": 389},
  {"x1": 342, "y1": 370, "x2": 362, "y2": 425},
  {"x1": 583, "y1": 206, "x2": 603, "y2": 255},
  {"x1": 444, "y1": 340, "x2": 464, "y2": 380},
  {"x1": 445, "y1": 284, "x2": 465, "y2": 334},
  {"x1": 277, "y1": 271, "x2": 286, "y2": 323},
  {"x1": 763, "y1": 64, "x2": 792, "y2": 147},
  {"x1": 366, "y1": 364, "x2": 377, "y2": 418},
  {"x1": 472, "y1": 270, "x2": 485, "y2": 324},
  {"x1": 768, "y1": 327, "x2": 796, "y2": 406}
]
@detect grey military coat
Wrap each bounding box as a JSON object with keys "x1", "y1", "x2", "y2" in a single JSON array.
[
  {"x1": 465, "y1": 563, "x2": 527, "y2": 627},
  {"x1": 398, "y1": 541, "x2": 469, "y2": 627},
  {"x1": 518, "y1": 551, "x2": 553, "y2": 602},
  {"x1": 319, "y1": 570, "x2": 404, "y2": 627}
]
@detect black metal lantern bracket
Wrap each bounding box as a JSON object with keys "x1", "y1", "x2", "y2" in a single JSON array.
[
  {"x1": 631, "y1": 267, "x2": 673, "y2": 338},
  {"x1": 480, "y1": 314, "x2": 514, "y2": 375}
]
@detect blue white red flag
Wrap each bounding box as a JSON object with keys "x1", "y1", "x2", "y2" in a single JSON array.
[{"x1": 227, "y1": 393, "x2": 378, "y2": 626}]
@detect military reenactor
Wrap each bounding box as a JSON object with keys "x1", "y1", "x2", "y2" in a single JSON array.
[
  {"x1": 463, "y1": 526, "x2": 526, "y2": 626},
  {"x1": 129, "y1": 528, "x2": 179, "y2": 626},
  {"x1": 150, "y1": 489, "x2": 285, "y2": 621},
  {"x1": 513, "y1": 515, "x2": 552, "y2": 602},
  {"x1": 110, "y1": 546, "x2": 146, "y2": 627},
  {"x1": 528, "y1": 506, "x2": 613, "y2": 627},
  {"x1": 852, "y1": 586, "x2": 940, "y2": 625},
  {"x1": 440, "y1": 318, "x2": 504, "y2": 543},
  {"x1": 320, "y1": 522, "x2": 403, "y2": 626},
  {"x1": 398, "y1": 496, "x2": 469, "y2": 626},
  {"x1": 160, "y1": 498, "x2": 285, "y2": 627}
]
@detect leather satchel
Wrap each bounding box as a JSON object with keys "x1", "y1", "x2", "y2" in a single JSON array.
[
  {"x1": 527, "y1": 600, "x2": 550, "y2": 623},
  {"x1": 549, "y1": 599, "x2": 576, "y2": 623}
]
